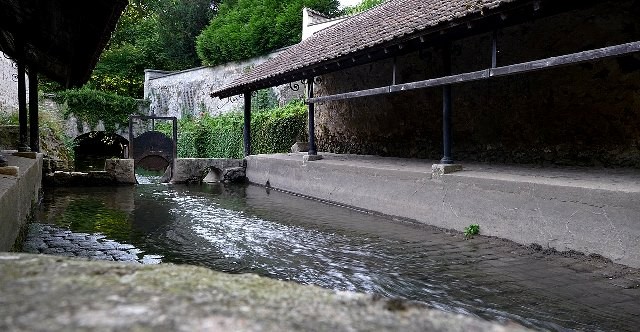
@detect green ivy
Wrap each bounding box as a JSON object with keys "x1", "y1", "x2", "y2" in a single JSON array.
[
  {"x1": 159, "y1": 100, "x2": 308, "y2": 158},
  {"x1": 54, "y1": 88, "x2": 146, "y2": 132}
]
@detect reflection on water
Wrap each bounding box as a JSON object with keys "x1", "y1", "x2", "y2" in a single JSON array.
[{"x1": 33, "y1": 183, "x2": 635, "y2": 331}]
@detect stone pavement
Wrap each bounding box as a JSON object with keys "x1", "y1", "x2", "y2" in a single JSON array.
[
  {"x1": 21, "y1": 223, "x2": 162, "y2": 264},
  {"x1": 0, "y1": 253, "x2": 531, "y2": 332}
]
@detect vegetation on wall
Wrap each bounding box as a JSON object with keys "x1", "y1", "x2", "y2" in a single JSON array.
[
  {"x1": 54, "y1": 89, "x2": 144, "y2": 132},
  {"x1": 159, "y1": 100, "x2": 308, "y2": 158},
  {"x1": 89, "y1": 0, "x2": 215, "y2": 98},
  {"x1": 40, "y1": 0, "x2": 215, "y2": 98},
  {"x1": 196, "y1": 0, "x2": 340, "y2": 66},
  {"x1": 0, "y1": 108, "x2": 74, "y2": 162}
]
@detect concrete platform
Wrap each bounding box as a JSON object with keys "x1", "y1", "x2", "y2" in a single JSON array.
[
  {"x1": 0, "y1": 150, "x2": 43, "y2": 251},
  {"x1": 246, "y1": 153, "x2": 640, "y2": 268}
]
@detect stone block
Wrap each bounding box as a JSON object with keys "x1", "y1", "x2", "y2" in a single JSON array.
[
  {"x1": 291, "y1": 142, "x2": 309, "y2": 153},
  {"x1": 105, "y1": 159, "x2": 136, "y2": 184},
  {"x1": 12, "y1": 151, "x2": 37, "y2": 159},
  {"x1": 431, "y1": 164, "x2": 463, "y2": 177},
  {"x1": 0, "y1": 166, "x2": 18, "y2": 176},
  {"x1": 302, "y1": 154, "x2": 324, "y2": 163},
  {"x1": 222, "y1": 167, "x2": 246, "y2": 183}
]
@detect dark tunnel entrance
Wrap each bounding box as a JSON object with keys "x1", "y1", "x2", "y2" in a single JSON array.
[{"x1": 74, "y1": 132, "x2": 128, "y2": 171}]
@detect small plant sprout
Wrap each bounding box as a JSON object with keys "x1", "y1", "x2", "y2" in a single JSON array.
[{"x1": 464, "y1": 224, "x2": 480, "y2": 239}]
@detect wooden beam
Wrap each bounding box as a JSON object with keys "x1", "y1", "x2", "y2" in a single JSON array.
[{"x1": 306, "y1": 41, "x2": 640, "y2": 104}]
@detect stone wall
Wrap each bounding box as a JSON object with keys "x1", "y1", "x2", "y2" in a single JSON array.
[
  {"x1": 315, "y1": 1, "x2": 640, "y2": 168},
  {"x1": 145, "y1": 49, "x2": 303, "y2": 118},
  {"x1": 0, "y1": 52, "x2": 28, "y2": 113}
]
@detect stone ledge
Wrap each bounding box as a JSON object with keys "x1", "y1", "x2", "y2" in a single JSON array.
[
  {"x1": 303, "y1": 154, "x2": 324, "y2": 163},
  {"x1": 432, "y1": 164, "x2": 463, "y2": 177},
  {"x1": 0, "y1": 253, "x2": 530, "y2": 332},
  {"x1": 0, "y1": 166, "x2": 18, "y2": 176},
  {"x1": 12, "y1": 151, "x2": 38, "y2": 159}
]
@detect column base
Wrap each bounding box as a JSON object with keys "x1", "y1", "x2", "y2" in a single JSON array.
[
  {"x1": 303, "y1": 154, "x2": 324, "y2": 163},
  {"x1": 432, "y1": 164, "x2": 463, "y2": 177}
]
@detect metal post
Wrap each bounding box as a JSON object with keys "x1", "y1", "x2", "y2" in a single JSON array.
[
  {"x1": 243, "y1": 92, "x2": 252, "y2": 156},
  {"x1": 392, "y1": 57, "x2": 397, "y2": 85},
  {"x1": 440, "y1": 44, "x2": 453, "y2": 164},
  {"x1": 128, "y1": 117, "x2": 133, "y2": 158},
  {"x1": 17, "y1": 60, "x2": 29, "y2": 152},
  {"x1": 491, "y1": 30, "x2": 498, "y2": 68},
  {"x1": 28, "y1": 68, "x2": 39, "y2": 152},
  {"x1": 172, "y1": 117, "x2": 177, "y2": 179},
  {"x1": 307, "y1": 78, "x2": 317, "y2": 155}
]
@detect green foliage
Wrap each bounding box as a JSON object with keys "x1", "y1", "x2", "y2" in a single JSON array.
[
  {"x1": 253, "y1": 89, "x2": 278, "y2": 112},
  {"x1": 196, "y1": 0, "x2": 340, "y2": 66},
  {"x1": 464, "y1": 224, "x2": 480, "y2": 239},
  {"x1": 0, "y1": 109, "x2": 74, "y2": 162},
  {"x1": 251, "y1": 100, "x2": 308, "y2": 154},
  {"x1": 154, "y1": 0, "x2": 215, "y2": 70},
  {"x1": 54, "y1": 89, "x2": 144, "y2": 132},
  {"x1": 343, "y1": 0, "x2": 385, "y2": 15},
  {"x1": 0, "y1": 111, "x2": 19, "y2": 125},
  {"x1": 87, "y1": 1, "x2": 163, "y2": 97},
  {"x1": 159, "y1": 100, "x2": 308, "y2": 158},
  {"x1": 74, "y1": 0, "x2": 216, "y2": 98}
]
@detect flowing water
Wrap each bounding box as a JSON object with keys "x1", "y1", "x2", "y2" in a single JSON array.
[{"x1": 28, "y1": 178, "x2": 640, "y2": 331}]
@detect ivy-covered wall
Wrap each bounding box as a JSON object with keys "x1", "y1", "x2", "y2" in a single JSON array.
[
  {"x1": 315, "y1": 0, "x2": 640, "y2": 167},
  {"x1": 160, "y1": 100, "x2": 308, "y2": 159}
]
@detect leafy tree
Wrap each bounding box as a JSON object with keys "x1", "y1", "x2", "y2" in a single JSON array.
[
  {"x1": 82, "y1": 0, "x2": 164, "y2": 97},
  {"x1": 49, "y1": 0, "x2": 216, "y2": 98},
  {"x1": 154, "y1": 0, "x2": 216, "y2": 70},
  {"x1": 343, "y1": 0, "x2": 385, "y2": 15},
  {"x1": 196, "y1": 0, "x2": 340, "y2": 66}
]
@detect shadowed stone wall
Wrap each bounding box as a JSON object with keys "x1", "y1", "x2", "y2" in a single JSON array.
[{"x1": 315, "y1": 1, "x2": 640, "y2": 167}]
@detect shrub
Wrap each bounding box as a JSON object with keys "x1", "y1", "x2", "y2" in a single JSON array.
[
  {"x1": 54, "y1": 88, "x2": 145, "y2": 132},
  {"x1": 160, "y1": 100, "x2": 308, "y2": 158}
]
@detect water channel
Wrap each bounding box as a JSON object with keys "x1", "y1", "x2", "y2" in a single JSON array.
[{"x1": 24, "y1": 178, "x2": 640, "y2": 331}]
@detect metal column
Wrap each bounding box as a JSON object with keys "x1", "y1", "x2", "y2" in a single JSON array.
[
  {"x1": 28, "y1": 69, "x2": 39, "y2": 152},
  {"x1": 17, "y1": 60, "x2": 29, "y2": 152},
  {"x1": 243, "y1": 92, "x2": 252, "y2": 157},
  {"x1": 440, "y1": 44, "x2": 453, "y2": 164},
  {"x1": 307, "y1": 78, "x2": 317, "y2": 155}
]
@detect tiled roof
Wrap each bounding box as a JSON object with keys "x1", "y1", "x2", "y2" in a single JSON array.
[{"x1": 212, "y1": 0, "x2": 517, "y2": 98}]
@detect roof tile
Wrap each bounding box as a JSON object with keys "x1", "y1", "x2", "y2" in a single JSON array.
[{"x1": 212, "y1": 0, "x2": 516, "y2": 97}]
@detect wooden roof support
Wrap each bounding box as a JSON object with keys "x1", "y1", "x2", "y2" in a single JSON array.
[{"x1": 306, "y1": 40, "x2": 640, "y2": 104}]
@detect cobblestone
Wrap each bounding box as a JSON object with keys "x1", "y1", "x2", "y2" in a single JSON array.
[{"x1": 21, "y1": 223, "x2": 162, "y2": 264}]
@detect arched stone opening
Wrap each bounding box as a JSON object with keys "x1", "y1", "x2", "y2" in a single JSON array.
[
  {"x1": 137, "y1": 155, "x2": 170, "y2": 172},
  {"x1": 74, "y1": 132, "x2": 128, "y2": 171},
  {"x1": 202, "y1": 167, "x2": 223, "y2": 183}
]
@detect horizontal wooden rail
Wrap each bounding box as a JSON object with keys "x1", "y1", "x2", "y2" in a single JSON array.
[{"x1": 307, "y1": 41, "x2": 640, "y2": 104}]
